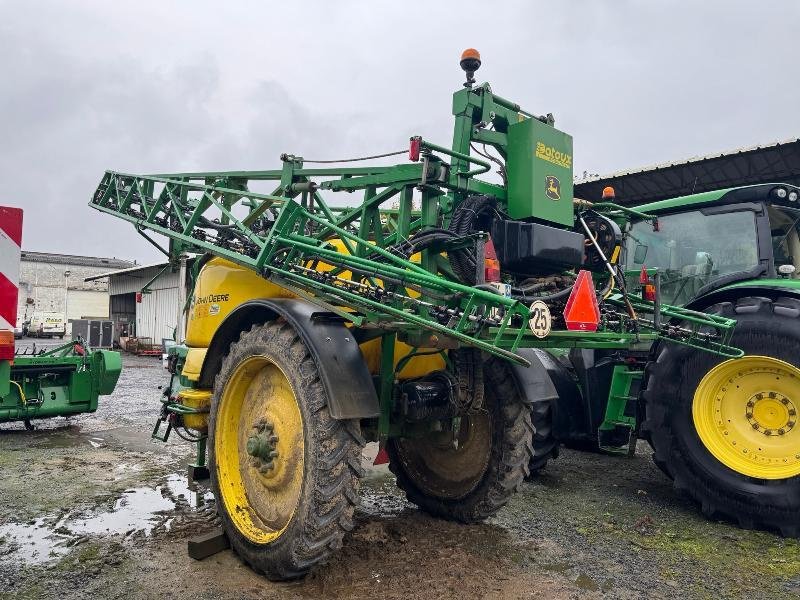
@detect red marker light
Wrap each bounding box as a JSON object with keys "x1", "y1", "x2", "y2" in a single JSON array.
[
  {"x1": 409, "y1": 136, "x2": 422, "y2": 162},
  {"x1": 136, "y1": 292, "x2": 143, "y2": 303},
  {"x1": 484, "y1": 238, "x2": 501, "y2": 283},
  {"x1": 563, "y1": 270, "x2": 601, "y2": 331},
  {"x1": 639, "y1": 266, "x2": 656, "y2": 301},
  {"x1": 0, "y1": 330, "x2": 14, "y2": 361}
]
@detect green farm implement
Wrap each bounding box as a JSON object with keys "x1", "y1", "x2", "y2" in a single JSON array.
[
  {"x1": 0, "y1": 205, "x2": 122, "y2": 429},
  {"x1": 1, "y1": 339, "x2": 121, "y2": 428},
  {"x1": 88, "y1": 50, "x2": 754, "y2": 579}
]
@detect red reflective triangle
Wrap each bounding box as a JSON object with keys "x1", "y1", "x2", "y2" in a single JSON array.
[
  {"x1": 563, "y1": 270, "x2": 600, "y2": 332},
  {"x1": 373, "y1": 447, "x2": 389, "y2": 465}
]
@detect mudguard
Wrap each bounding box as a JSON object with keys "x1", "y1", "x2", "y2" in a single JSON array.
[
  {"x1": 510, "y1": 348, "x2": 559, "y2": 404},
  {"x1": 200, "y1": 298, "x2": 379, "y2": 420},
  {"x1": 686, "y1": 283, "x2": 800, "y2": 312}
]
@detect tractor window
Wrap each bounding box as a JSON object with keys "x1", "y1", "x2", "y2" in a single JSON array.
[
  {"x1": 625, "y1": 209, "x2": 759, "y2": 305},
  {"x1": 768, "y1": 205, "x2": 800, "y2": 279}
]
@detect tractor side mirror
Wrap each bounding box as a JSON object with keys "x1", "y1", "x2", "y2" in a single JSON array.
[{"x1": 633, "y1": 244, "x2": 648, "y2": 264}]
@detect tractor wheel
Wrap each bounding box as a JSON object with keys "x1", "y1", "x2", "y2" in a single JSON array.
[
  {"x1": 208, "y1": 321, "x2": 364, "y2": 580},
  {"x1": 529, "y1": 396, "x2": 559, "y2": 473},
  {"x1": 526, "y1": 349, "x2": 569, "y2": 474},
  {"x1": 387, "y1": 356, "x2": 534, "y2": 523},
  {"x1": 643, "y1": 296, "x2": 800, "y2": 536}
]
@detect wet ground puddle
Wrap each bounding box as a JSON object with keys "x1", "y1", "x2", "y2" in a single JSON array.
[{"x1": 0, "y1": 474, "x2": 213, "y2": 563}]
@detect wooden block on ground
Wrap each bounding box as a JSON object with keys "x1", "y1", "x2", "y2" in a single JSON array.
[
  {"x1": 188, "y1": 464, "x2": 210, "y2": 484},
  {"x1": 188, "y1": 528, "x2": 229, "y2": 560}
]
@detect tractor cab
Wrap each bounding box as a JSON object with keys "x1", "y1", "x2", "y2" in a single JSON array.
[{"x1": 624, "y1": 183, "x2": 800, "y2": 306}]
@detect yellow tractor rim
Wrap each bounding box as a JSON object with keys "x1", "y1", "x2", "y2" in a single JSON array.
[
  {"x1": 215, "y1": 356, "x2": 305, "y2": 544},
  {"x1": 693, "y1": 356, "x2": 800, "y2": 479}
]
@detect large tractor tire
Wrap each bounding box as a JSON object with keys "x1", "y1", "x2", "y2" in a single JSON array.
[
  {"x1": 644, "y1": 296, "x2": 800, "y2": 536},
  {"x1": 529, "y1": 396, "x2": 558, "y2": 473},
  {"x1": 387, "y1": 356, "x2": 534, "y2": 523},
  {"x1": 208, "y1": 322, "x2": 364, "y2": 580}
]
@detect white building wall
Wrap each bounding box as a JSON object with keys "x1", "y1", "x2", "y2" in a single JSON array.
[
  {"x1": 67, "y1": 290, "x2": 109, "y2": 319},
  {"x1": 18, "y1": 254, "x2": 130, "y2": 332},
  {"x1": 109, "y1": 266, "x2": 180, "y2": 295},
  {"x1": 109, "y1": 264, "x2": 184, "y2": 343},
  {"x1": 137, "y1": 286, "x2": 180, "y2": 342}
]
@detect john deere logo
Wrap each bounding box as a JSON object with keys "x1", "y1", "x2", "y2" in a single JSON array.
[{"x1": 545, "y1": 175, "x2": 561, "y2": 200}]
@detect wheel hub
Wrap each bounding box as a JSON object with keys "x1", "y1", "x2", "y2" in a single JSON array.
[
  {"x1": 746, "y1": 392, "x2": 796, "y2": 436},
  {"x1": 246, "y1": 419, "x2": 279, "y2": 473},
  {"x1": 693, "y1": 355, "x2": 800, "y2": 480}
]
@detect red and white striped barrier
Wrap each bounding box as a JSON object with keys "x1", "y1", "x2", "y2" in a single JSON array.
[{"x1": 0, "y1": 206, "x2": 22, "y2": 360}]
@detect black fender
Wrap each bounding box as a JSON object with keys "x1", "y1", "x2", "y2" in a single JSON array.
[
  {"x1": 199, "y1": 298, "x2": 379, "y2": 419},
  {"x1": 685, "y1": 284, "x2": 800, "y2": 312},
  {"x1": 509, "y1": 348, "x2": 559, "y2": 405}
]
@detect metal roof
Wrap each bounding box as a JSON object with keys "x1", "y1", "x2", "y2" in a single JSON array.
[
  {"x1": 20, "y1": 250, "x2": 134, "y2": 270},
  {"x1": 574, "y1": 138, "x2": 800, "y2": 206},
  {"x1": 84, "y1": 261, "x2": 168, "y2": 282},
  {"x1": 84, "y1": 256, "x2": 197, "y2": 282}
]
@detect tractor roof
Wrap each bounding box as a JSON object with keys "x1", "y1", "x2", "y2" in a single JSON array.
[{"x1": 636, "y1": 183, "x2": 800, "y2": 215}]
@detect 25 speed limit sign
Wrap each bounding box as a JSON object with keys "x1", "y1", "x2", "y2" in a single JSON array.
[{"x1": 528, "y1": 300, "x2": 552, "y2": 338}]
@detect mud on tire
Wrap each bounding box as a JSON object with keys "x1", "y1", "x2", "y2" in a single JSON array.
[
  {"x1": 388, "y1": 356, "x2": 534, "y2": 523},
  {"x1": 208, "y1": 321, "x2": 365, "y2": 580}
]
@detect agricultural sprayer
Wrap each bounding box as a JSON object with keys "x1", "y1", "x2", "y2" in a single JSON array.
[{"x1": 88, "y1": 50, "x2": 752, "y2": 579}]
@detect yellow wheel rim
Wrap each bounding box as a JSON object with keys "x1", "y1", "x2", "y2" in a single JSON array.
[
  {"x1": 693, "y1": 356, "x2": 800, "y2": 479},
  {"x1": 215, "y1": 356, "x2": 304, "y2": 544}
]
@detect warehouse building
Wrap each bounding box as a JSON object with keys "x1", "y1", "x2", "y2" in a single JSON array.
[
  {"x1": 86, "y1": 260, "x2": 193, "y2": 347},
  {"x1": 574, "y1": 137, "x2": 800, "y2": 205},
  {"x1": 18, "y1": 251, "x2": 134, "y2": 333}
]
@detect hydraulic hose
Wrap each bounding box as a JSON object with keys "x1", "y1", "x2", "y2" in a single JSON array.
[{"x1": 447, "y1": 195, "x2": 498, "y2": 285}]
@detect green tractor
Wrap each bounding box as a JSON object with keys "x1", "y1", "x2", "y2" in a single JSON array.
[{"x1": 534, "y1": 183, "x2": 800, "y2": 536}]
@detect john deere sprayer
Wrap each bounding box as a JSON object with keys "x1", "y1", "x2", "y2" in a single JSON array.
[{"x1": 89, "y1": 50, "x2": 747, "y2": 579}]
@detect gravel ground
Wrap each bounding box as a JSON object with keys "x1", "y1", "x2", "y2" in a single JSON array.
[{"x1": 0, "y1": 350, "x2": 798, "y2": 599}]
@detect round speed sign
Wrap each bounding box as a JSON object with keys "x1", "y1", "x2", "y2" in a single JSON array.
[{"x1": 528, "y1": 300, "x2": 552, "y2": 339}]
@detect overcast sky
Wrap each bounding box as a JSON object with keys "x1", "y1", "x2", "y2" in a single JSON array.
[{"x1": 2, "y1": 1, "x2": 798, "y2": 263}]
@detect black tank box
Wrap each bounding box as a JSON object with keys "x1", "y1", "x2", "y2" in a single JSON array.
[{"x1": 491, "y1": 219, "x2": 584, "y2": 275}]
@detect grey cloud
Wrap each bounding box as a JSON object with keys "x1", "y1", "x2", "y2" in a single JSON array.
[{"x1": 1, "y1": 1, "x2": 798, "y2": 262}]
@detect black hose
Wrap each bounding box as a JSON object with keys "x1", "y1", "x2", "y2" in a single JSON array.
[
  {"x1": 447, "y1": 196, "x2": 498, "y2": 285},
  {"x1": 367, "y1": 228, "x2": 458, "y2": 262}
]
